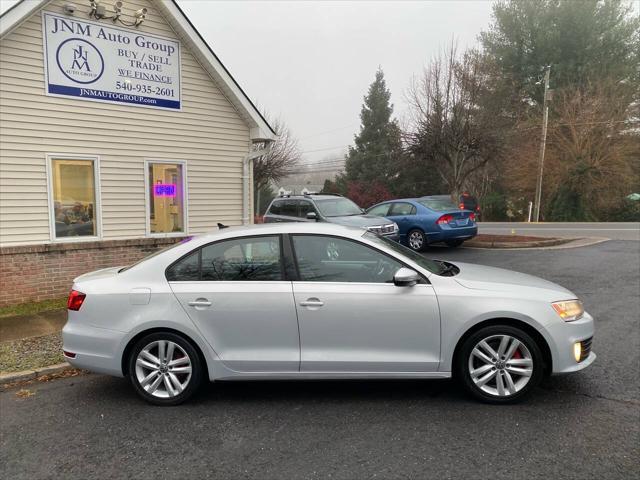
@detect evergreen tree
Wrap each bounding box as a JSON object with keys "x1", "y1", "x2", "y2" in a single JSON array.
[
  {"x1": 481, "y1": 0, "x2": 639, "y2": 107},
  {"x1": 343, "y1": 69, "x2": 403, "y2": 187}
]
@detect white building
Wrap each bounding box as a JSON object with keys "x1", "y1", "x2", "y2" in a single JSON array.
[{"x1": 0, "y1": 0, "x2": 276, "y2": 306}]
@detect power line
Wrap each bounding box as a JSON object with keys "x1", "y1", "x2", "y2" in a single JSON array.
[
  {"x1": 298, "y1": 145, "x2": 350, "y2": 154},
  {"x1": 298, "y1": 123, "x2": 359, "y2": 141}
]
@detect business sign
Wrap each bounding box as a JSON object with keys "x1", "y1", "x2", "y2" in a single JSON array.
[
  {"x1": 154, "y1": 184, "x2": 176, "y2": 197},
  {"x1": 42, "y1": 12, "x2": 181, "y2": 110}
]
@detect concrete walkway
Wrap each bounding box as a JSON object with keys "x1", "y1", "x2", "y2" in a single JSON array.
[{"x1": 0, "y1": 309, "x2": 66, "y2": 342}]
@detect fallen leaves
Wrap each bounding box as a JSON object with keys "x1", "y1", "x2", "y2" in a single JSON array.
[{"x1": 15, "y1": 388, "x2": 35, "y2": 398}]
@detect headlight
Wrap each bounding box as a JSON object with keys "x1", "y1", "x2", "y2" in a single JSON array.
[{"x1": 551, "y1": 300, "x2": 584, "y2": 322}]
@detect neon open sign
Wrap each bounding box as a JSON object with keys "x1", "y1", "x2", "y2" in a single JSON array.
[{"x1": 154, "y1": 184, "x2": 176, "y2": 197}]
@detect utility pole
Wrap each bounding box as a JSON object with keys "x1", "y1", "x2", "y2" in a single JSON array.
[{"x1": 533, "y1": 65, "x2": 551, "y2": 223}]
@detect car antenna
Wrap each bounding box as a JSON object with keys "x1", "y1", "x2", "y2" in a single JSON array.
[{"x1": 217, "y1": 223, "x2": 229, "y2": 229}]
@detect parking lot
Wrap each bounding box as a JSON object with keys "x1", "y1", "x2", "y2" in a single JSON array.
[{"x1": 1, "y1": 239, "x2": 638, "y2": 479}]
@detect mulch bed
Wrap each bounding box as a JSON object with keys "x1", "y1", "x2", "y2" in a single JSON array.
[
  {"x1": 465, "y1": 234, "x2": 574, "y2": 248},
  {"x1": 471, "y1": 234, "x2": 558, "y2": 243},
  {"x1": 0, "y1": 332, "x2": 64, "y2": 373}
]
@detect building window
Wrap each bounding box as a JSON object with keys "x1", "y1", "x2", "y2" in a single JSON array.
[
  {"x1": 147, "y1": 161, "x2": 186, "y2": 235},
  {"x1": 49, "y1": 157, "x2": 99, "y2": 240}
]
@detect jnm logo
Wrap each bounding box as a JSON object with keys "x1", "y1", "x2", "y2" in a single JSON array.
[
  {"x1": 71, "y1": 45, "x2": 90, "y2": 72},
  {"x1": 55, "y1": 38, "x2": 104, "y2": 84}
]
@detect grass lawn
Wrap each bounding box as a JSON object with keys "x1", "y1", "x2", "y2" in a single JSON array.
[{"x1": 0, "y1": 298, "x2": 67, "y2": 319}]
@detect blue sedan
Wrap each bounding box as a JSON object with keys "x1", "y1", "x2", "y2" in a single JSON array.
[{"x1": 367, "y1": 196, "x2": 478, "y2": 251}]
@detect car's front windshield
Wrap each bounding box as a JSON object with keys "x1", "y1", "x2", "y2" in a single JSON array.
[
  {"x1": 419, "y1": 197, "x2": 458, "y2": 211},
  {"x1": 364, "y1": 232, "x2": 447, "y2": 275},
  {"x1": 315, "y1": 197, "x2": 363, "y2": 217}
]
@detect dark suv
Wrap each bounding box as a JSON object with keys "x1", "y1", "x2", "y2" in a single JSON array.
[
  {"x1": 429, "y1": 193, "x2": 481, "y2": 219},
  {"x1": 264, "y1": 193, "x2": 399, "y2": 240}
]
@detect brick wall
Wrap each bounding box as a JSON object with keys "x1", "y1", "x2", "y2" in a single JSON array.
[{"x1": 0, "y1": 237, "x2": 186, "y2": 307}]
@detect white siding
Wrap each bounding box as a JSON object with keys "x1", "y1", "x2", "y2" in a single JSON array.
[{"x1": 0, "y1": 0, "x2": 251, "y2": 246}]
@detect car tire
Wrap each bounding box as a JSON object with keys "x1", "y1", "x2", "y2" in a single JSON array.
[
  {"x1": 445, "y1": 239, "x2": 465, "y2": 247},
  {"x1": 128, "y1": 331, "x2": 203, "y2": 406},
  {"x1": 455, "y1": 325, "x2": 544, "y2": 404},
  {"x1": 407, "y1": 229, "x2": 427, "y2": 252}
]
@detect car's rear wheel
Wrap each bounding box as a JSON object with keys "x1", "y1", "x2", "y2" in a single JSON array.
[
  {"x1": 456, "y1": 325, "x2": 544, "y2": 404},
  {"x1": 128, "y1": 332, "x2": 203, "y2": 406},
  {"x1": 445, "y1": 239, "x2": 465, "y2": 247},
  {"x1": 407, "y1": 229, "x2": 427, "y2": 252}
]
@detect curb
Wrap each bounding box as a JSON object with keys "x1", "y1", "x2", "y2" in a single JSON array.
[
  {"x1": 0, "y1": 362, "x2": 72, "y2": 386},
  {"x1": 464, "y1": 237, "x2": 609, "y2": 251},
  {"x1": 465, "y1": 237, "x2": 572, "y2": 249}
]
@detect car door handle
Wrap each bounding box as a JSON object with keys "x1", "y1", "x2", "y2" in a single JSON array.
[
  {"x1": 299, "y1": 298, "x2": 324, "y2": 307},
  {"x1": 188, "y1": 299, "x2": 212, "y2": 308}
]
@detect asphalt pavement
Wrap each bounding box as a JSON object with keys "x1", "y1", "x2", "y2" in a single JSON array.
[
  {"x1": 1, "y1": 240, "x2": 639, "y2": 479},
  {"x1": 478, "y1": 221, "x2": 640, "y2": 240}
]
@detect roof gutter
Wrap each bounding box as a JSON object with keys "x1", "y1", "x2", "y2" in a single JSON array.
[{"x1": 242, "y1": 143, "x2": 274, "y2": 225}]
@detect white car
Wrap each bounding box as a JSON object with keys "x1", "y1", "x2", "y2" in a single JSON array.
[{"x1": 62, "y1": 223, "x2": 595, "y2": 405}]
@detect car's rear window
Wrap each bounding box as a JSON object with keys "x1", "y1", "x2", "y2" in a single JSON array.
[
  {"x1": 418, "y1": 198, "x2": 458, "y2": 211},
  {"x1": 120, "y1": 237, "x2": 194, "y2": 272}
]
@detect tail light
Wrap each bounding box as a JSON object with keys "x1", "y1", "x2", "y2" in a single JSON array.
[
  {"x1": 469, "y1": 213, "x2": 476, "y2": 221},
  {"x1": 67, "y1": 290, "x2": 86, "y2": 311},
  {"x1": 436, "y1": 214, "x2": 454, "y2": 225},
  {"x1": 458, "y1": 202, "x2": 465, "y2": 210}
]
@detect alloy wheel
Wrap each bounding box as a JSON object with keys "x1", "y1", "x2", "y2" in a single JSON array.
[
  {"x1": 408, "y1": 231, "x2": 424, "y2": 250},
  {"x1": 468, "y1": 334, "x2": 533, "y2": 397},
  {"x1": 134, "y1": 340, "x2": 192, "y2": 398}
]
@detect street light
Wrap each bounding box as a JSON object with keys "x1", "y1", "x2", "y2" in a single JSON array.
[{"x1": 533, "y1": 65, "x2": 552, "y2": 223}]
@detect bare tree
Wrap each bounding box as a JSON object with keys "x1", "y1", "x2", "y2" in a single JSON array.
[
  {"x1": 503, "y1": 80, "x2": 639, "y2": 220},
  {"x1": 405, "y1": 43, "x2": 506, "y2": 200},
  {"x1": 252, "y1": 117, "x2": 302, "y2": 193},
  {"x1": 544, "y1": 81, "x2": 639, "y2": 218}
]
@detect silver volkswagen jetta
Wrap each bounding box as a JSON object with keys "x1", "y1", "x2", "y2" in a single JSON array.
[{"x1": 62, "y1": 223, "x2": 595, "y2": 405}]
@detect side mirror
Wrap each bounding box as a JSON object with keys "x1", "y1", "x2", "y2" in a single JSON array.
[
  {"x1": 393, "y1": 267, "x2": 420, "y2": 287},
  {"x1": 306, "y1": 212, "x2": 318, "y2": 221}
]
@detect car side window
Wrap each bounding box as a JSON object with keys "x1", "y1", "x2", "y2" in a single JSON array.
[
  {"x1": 166, "y1": 249, "x2": 200, "y2": 281},
  {"x1": 367, "y1": 203, "x2": 390, "y2": 216},
  {"x1": 201, "y1": 236, "x2": 282, "y2": 281},
  {"x1": 268, "y1": 200, "x2": 282, "y2": 215},
  {"x1": 166, "y1": 236, "x2": 283, "y2": 281},
  {"x1": 279, "y1": 200, "x2": 298, "y2": 217},
  {"x1": 292, "y1": 235, "x2": 402, "y2": 283},
  {"x1": 389, "y1": 202, "x2": 416, "y2": 216},
  {"x1": 298, "y1": 200, "x2": 317, "y2": 218}
]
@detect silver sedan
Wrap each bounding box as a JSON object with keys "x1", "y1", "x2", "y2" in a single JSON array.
[{"x1": 62, "y1": 223, "x2": 595, "y2": 405}]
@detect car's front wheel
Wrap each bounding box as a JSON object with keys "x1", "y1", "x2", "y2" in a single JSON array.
[
  {"x1": 407, "y1": 229, "x2": 427, "y2": 252},
  {"x1": 456, "y1": 325, "x2": 544, "y2": 404},
  {"x1": 128, "y1": 332, "x2": 203, "y2": 406}
]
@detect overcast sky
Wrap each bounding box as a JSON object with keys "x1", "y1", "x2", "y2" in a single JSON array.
[
  {"x1": 1, "y1": 0, "x2": 496, "y2": 162},
  {"x1": 177, "y1": 1, "x2": 496, "y2": 163}
]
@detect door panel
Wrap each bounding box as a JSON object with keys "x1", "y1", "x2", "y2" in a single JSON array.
[
  {"x1": 290, "y1": 234, "x2": 440, "y2": 373},
  {"x1": 386, "y1": 202, "x2": 416, "y2": 233},
  {"x1": 293, "y1": 282, "x2": 440, "y2": 372},
  {"x1": 172, "y1": 282, "x2": 299, "y2": 372},
  {"x1": 168, "y1": 235, "x2": 299, "y2": 373}
]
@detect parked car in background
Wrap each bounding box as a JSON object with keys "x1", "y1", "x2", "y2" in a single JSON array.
[
  {"x1": 431, "y1": 193, "x2": 481, "y2": 219},
  {"x1": 62, "y1": 222, "x2": 595, "y2": 405},
  {"x1": 367, "y1": 196, "x2": 477, "y2": 251},
  {"x1": 264, "y1": 193, "x2": 399, "y2": 241}
]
